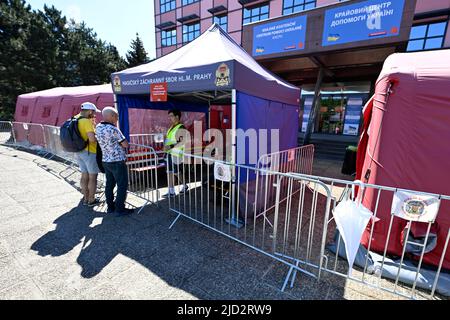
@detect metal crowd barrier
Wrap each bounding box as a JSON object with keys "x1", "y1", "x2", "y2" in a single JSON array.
[
  {"x1": 257, "y1": 145, "x2": 314, "y2": 176},
  {"x1": 43, "y1": 125, "x2": 78, "y2": 165},
  {"x1": 255, "y1": 145, "x2": 315, "y2": 226},
  {"x1": 286, "y1": 174, "x2": 450, "y2": 300},
  {"x1": 167, "y1": 152, "x2": 333, "y2": 290},
  {"x1": 10, "y1": 122, "x2": 50, "y2": 157},
  {"x1": 0, "y1": 121, "x2": 15, "y2": 145},
  {"x1": 165, "y1": 151, "x2": 449, "y2": 300},
  {"x1": 2, "y1": 122, "x2": 448, "y2": 300},
  {"x1": 126, "y1": 143, "x2": 161, "y2": 213},
  {"x1": 129, "y1": 133, "x2": 165, "y2": 160},
  {"x1": 1, "y1": 121, "x2": 102, "y2": 195}
]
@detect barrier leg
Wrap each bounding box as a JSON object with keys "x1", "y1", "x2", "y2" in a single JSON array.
[{"x1": 169, "y1": 213, "x2": 183, "y2": 230}]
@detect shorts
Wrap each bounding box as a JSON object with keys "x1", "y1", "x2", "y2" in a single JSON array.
[
  {"x1": 166, "y1": 154, "x2": 183, "y2": 174},
  {"x1": 75, "y1": 150, "x2": 100, "y2": 174}
]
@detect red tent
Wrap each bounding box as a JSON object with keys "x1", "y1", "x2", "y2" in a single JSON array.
[
  {"x1": 357, "y1": 49, "x2": 450, "y2": 270},
  {"x1": 15, "y1": 85, "x2": 113, "y2": 126},
  {"x1": 15, "y1": 85, "x2": 206, "y2": 136},
  {"x1": 55, "y1": 85, "x2": 113, "y2": 125},
  {"x1": 14, "y1": 88, "x2": 62, "y2": 144}
]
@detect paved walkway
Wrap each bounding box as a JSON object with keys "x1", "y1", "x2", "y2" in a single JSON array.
[{"x1": 0, "y1": 145, "x2": 402, "y2": 300}]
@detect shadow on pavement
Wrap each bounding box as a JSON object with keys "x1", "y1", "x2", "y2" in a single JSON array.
[{"x1": 30, "y1": 199, "x2": 347, "y2": 300}]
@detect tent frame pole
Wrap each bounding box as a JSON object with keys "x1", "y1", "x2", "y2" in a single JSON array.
[
  {"x1": 226, "y1": 89, "x2": 243, "y2": 228},
  {"x1": 114, "y1": 94, "x2": 120, "y2": 128},
  {"x1": 231, "y1": 89, "x2": 236, "y2": 166}
]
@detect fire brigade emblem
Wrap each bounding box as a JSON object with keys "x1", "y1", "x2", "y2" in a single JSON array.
[
  {"x1": 403, "y1": 199, "x2": 426, "y2": 218},
  {"x1": 215, "y1": 63, "x2": 230, "y2": 87},
  {"x1": 113, "y1": 75, "x2": 122, "y2": 93}
]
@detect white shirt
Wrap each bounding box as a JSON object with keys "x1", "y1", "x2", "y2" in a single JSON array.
[{"x1": 96, "y1": 123, "x2": 127, "y2": 162}]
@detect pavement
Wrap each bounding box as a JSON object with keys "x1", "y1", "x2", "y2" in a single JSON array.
[{"x1": 0, "y1": 145, "x2": 409, "y2": 300}]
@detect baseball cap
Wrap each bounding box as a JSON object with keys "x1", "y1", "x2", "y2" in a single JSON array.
[{"x1": 81, "y1": 102, "x2": 101, "y2": 113}]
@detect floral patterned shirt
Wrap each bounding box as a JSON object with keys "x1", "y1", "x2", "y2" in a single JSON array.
[{"x1": 96, "y1": 122, "x2": 127, "y2": 162}]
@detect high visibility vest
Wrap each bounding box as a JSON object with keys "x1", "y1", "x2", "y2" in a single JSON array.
[{"x1": 165, "y1": 123, "x2": 184, "y2": 157}]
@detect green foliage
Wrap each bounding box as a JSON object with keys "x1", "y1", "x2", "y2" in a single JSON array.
[
  {"x1": 0, "y1": 0, "x2": 127, "y2": 120},
  {"x1": 125, "y1": 33, "x2": 149, "y2": 68}
]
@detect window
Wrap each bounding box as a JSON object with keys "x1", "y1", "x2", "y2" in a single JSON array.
[
  {"x1": 42, "y1": 106, "x2": 51, "y2": 118},
  {"x1": 182, "y1": 0, "x2": 199, "y2": 5},
  {"x1": 183, "y1": 23, "x2": 200, "y2": 43},
  {"x1": 407, "y1": 21, "x2": 447, "y2": 52},
  {"x1": 160, "y1": 0, "x2": 175, "y2": 14},
  {"x1": 213, "y1": 15, "x2": 228, "y2": 32},
  {"x1": 21, "y1": 106, "x2": 29, "y2": 117},
  {"x1": 161, "y1": 29, "x2": 177, "y2": 47},
  {"x1": 243, "y1": 4, "x2": 269, "y2": 25},
  {"x1": 283, "y1": 0, "x2": 316, "y2": 15}
]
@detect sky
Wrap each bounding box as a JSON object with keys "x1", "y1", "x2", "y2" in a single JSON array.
[{"x1": 26, "y1": 0, "x2": 156, "y2": 59}]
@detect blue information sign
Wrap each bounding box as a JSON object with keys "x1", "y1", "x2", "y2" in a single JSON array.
[
  {"x1": 322, "y1": 0, "x2": 405, "y2": 46},
  {"x1": 343, "y1": 98, "x2": 363, "y2": 136},
  {"x1": 253, "y1": 15, "x2": 307, "y2": 57}
]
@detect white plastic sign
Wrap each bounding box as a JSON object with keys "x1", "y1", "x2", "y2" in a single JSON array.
[
  {"x1": 154, "y1": 133, "x2": 164, "y2": 143},
  {"x1": 391, "y1": 191, "x2": 440, "y2": 223},
  {"x1": 214, "y1": 163, "x2": 231, "y2": 182}
]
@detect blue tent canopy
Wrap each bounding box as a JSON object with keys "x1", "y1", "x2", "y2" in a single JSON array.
[{"x1": 111, "y1": 24, "x2": 301, "y2": 165}]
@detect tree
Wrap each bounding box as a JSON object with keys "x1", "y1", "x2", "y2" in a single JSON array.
[
  {"x1": 0, "y1": 0, "x2": 37, "y2": 120},
  {"x1": 125, "y1": 33, "x2": 149, "y2": 68},
  {"x1": 0, "y1": 1, "x2": 127, "y2": 120},
  {"x1": 66, "y1": 21, "x2": 126, "y2": 85}
]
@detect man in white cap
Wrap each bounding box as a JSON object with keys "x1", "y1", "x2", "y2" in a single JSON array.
[
  {"x1": 75, "y1": 102, "x2": 101, "y2": 206},
  {"x1": 96, "y1": 106, "x2": 133, "y2": 215}
]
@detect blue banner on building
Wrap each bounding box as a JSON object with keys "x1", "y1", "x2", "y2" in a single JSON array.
[
  {"x1": 301, "y1": 97, "x2": 313, "y2": 133},
  {"x1": 343, "y1": 98, "x2": 363, "y2": 136},
  {"x1": 322, "y1": 0, "x2": 405, "y2": 46},
  {"x1": 253, "y1": 15, "x2": 307, "y2": 56}
]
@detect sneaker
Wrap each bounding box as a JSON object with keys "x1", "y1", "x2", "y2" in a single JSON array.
[
  {"x1": 106, "y1": 206, "x2": 115, "y2": 214},
  {"x1": 116, "y1": 208, "x2": 134, "y2": 216},
  {"x1": 162, "y1": 192, "x2": 176, "y2": 198},
  {"x1": 87, "y1": 198, "x2": 102, "y2": 207}
]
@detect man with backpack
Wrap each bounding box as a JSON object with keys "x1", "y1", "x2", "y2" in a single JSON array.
[{"x1": 73, "y1": 102, "x2": 101, "y2": 207}]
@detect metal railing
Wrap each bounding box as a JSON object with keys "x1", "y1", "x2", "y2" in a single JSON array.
[
  {"x1": 255, "y1": 145, "x2": 315, "y2": 226},
  {"x1": 129, "y1": 133, "x2": 165, "y2": 159},
  {"x1": 2, "y1": 122, "x2": 449, "y2": 300},
  {"x1": 165, "y1": 151, "x2": 449, "y2": 299},
  {"x1": 0, "y1": 121, "x2": 14, "y2": 145},
  {"x1": 257, "y1": 145, "x2": 314, "y2": 176},
  {"x1": 43, "y1": 125, "x2": 78, "y2": 165},
  {"x1": 167, "y1": 152, "x2": 333, "y2": 290},
  {"x1": 288, "y1": 173, "x2": 450, "y2": 300},
  {"x1": 126, "y1": 143, "x2": 161, "y2": 213},
  {"x1": 10, "y1": 122, "x2": 50, "y2": 157}
]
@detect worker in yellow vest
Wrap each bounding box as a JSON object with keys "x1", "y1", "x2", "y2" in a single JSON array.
[{"x1": 164, "y1": 110, "x2": 188, "y2": 198}]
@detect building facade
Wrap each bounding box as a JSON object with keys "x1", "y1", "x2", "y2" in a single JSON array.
[
  {"x1": 155, "y1": 0, "x2": 450, "y2": 58},
  {"x1": 155, "y1": 0, "x2": 450, "y2": 137}
]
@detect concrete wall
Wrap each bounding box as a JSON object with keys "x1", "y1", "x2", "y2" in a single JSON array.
[{"x1": 415, "y1": 0, "x2": 450, "y2": 14}]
